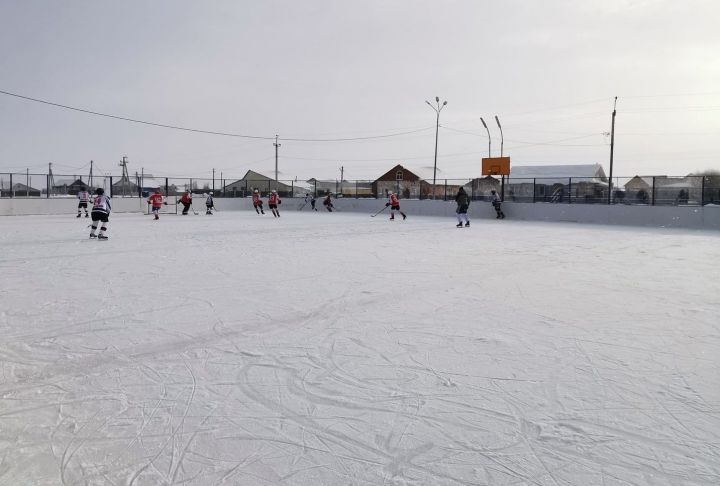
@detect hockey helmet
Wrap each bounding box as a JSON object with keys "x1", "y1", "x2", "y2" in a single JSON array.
[
  {"x1": 271, "y1": 189, "x2": 277, "y2": 193},
  {"x1": 253, "y1": 189, "x2": 259, "y2": 193},
  {"x1": 95, "y1": 187, "x2": 104, "y2": 195},
  {"x1": 209, "y1": 192, "x2": 213, "y2": 195}
]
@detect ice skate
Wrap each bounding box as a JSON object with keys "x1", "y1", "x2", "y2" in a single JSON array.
[
  {"x1": 402, "y1": 213, "x2": 407, "y2": 220},
  {"x1": 456, "y1": 222, "x2": 463, "y2": 228},
  {"x1": 76, "y1": 213, "x2": 81, "y2": 218},
  {"x1": 89, "y1": 233, "x2": 97, "y2": 238},
  {"x1": 465, "y1": 222, "x2": 470, "y2": 227},
  {"x1": 98, "y1": 234, "x2": 108, "y2": 240},
  {"x1": 85, "y1": 213, "x2": 89, "y2": 218}
]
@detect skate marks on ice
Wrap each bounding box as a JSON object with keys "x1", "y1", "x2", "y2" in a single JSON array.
[{"x1": 0, "y1": 213, "x2": 719, "y2": 484}]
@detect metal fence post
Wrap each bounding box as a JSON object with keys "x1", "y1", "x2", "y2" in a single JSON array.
[
  {"x1": 532, "y1": 178, "x2": 536, "y2": 203},
  {"x1": 651, "y1": 177, "x2": 656, "y2": 205},
  {"x1": 47, "y1": 174, "x2": 50, "y2": 198},
  {"x1": 165, "y1": 177, "x2": 169, "y2": 195},
  {"x1": 9, "y1": 173, "x2": 12, "y2": 198},
  {"x1": 444, "y1": 179, "x2": 447, "y2": 201},
  {"x1": 109, "y1": 176, "x2": 113, "y2": 197},
  {"x1": 568, "y1": 178, "x2": 572, "y2": 204},
  {"x1": 501, "y1": 176, "x2": 505, "y2": 201},
  {"x1": 355, "y1": 180, "x2": 358, "y2": 199},
  {"x1": 314, "y1": 180, "x2": 317, "y2": 197},
  {"x1": 701, "y1": 176, "x2": 706, "y2": 206}
]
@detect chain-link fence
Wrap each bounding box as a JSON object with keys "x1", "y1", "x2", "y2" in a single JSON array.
[{"x1": 2, "y1": 172, "x2": 718, "y2": 206}]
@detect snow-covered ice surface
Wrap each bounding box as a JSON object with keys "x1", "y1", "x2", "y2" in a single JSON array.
[{"x1": 1, "y1": 211, "x2": 719, "y2": 486}]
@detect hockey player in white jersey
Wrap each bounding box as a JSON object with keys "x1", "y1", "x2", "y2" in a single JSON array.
[
  {"x1": 76, "y1": 189, "x2": 91, "y2": 218},
  {"x1": 89, "y1": 188, "x2": 112, "y2": 240}
]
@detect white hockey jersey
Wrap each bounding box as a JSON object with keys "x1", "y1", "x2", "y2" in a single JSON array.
[{"x1": 92, "y1": 195, "x2": 112, "y2": 214}]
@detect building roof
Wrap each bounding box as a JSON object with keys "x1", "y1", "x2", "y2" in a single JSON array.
[{"x1": 509, "y1": 164, "x2": 605, "y2": 179}]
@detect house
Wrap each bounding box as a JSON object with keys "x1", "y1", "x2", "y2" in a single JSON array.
[
  {"x1": 112, "y1": 176, "x2": 139, "y2": 196},
  {"x1": 223, "y1": 170, "x2": 294, "y2": 197},
  {"x1": 468, "y1": 175, "x2": 501, "y2": 200},
  {"x1": 307, "y1": 178, "x2": 338, "y2": 195},
  {"x1": 623, "y1": 175, "x2": 701, "y2": 205},
  {"x1": 505, "y1": 164, "x2": 607, "y2": 203},
  {"x1": 372, "y1": 164, "x2": 468, "y2": 199},
  {"x1": 52, "y1": 178, "x2": 89, "y2": 196},
  {"x1": 623, "y1": 176, "x2": 655, "y2": 204},
  {"x1": 3, "y1": 183, "x2": 42, "y2": 197}
]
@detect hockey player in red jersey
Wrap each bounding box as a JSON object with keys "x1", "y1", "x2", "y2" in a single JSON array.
[
  {"x1": 385, "y1": 192, "x2": 407, "y2": 220},
  {"x1": 89, "y1": 188, "x2": 111, "y2": 239},
  {"x1": 178, "y1": 190, "x2": 192, "y2": 215},
  {"x1": 252, "y1": 189, "x2": 264, "y2": 214},
  {"x1": 147, "y1": 189, "x2": 165, "y2": 220},
  {"x1": 268, "y1": 189, "x2": 281, "y2": 217}
]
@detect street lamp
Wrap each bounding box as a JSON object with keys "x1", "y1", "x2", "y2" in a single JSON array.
[
  {"x1": 494, "y1": 115, "x2": 504, "y2": 157},
  {"x1": 480, "y1": 117, "x2": 491, "y2": 157},
  {"x1": 425, "y1": 96, "x2": 447, "y2": 199}
]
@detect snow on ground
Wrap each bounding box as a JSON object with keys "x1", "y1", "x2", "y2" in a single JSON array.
[{"x1": 0, "y1": 210, "x2": 719, "y2": 486}]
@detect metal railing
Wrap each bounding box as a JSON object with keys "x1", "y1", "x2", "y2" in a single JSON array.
[{"x1": 1, "y1": 172, "x2": 719, "y2": 206}]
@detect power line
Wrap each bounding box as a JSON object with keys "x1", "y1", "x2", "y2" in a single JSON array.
[{"x1": 0, "y1": 89, "x2": 433, "y2": 142}]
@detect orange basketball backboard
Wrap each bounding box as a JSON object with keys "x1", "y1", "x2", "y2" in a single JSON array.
[{"x1": 482, "y1": 157, "x2": 510, "y2": 176}]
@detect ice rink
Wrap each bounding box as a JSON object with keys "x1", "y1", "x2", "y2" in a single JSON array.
[{"x1": 1, "y1": 210, "x2": 719, "y2": 485}]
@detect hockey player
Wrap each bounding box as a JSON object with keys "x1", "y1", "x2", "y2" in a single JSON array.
[
  {"x1": 252, "y1": 189, "x2": 264, "y2": 214},
  {"x1": 89, "y1": 187, "x2": 111, "y2": 239},
  {"x1": 323, "y1": 193, "x2": 334, "y2": 212},
  {"x1": 455, "y1": 187, "x2": 470, "y2": 227},
  {"x1": 386, "y1": 192, "x2": 407, "y2": 221},
  {"x1": 490, "y1": 190, "x2": 505, "y2": 219},
  {"x1": 179, "y1": 190, "x2": 192, "y2": 215},
  {"x1": 76, "y1": 189, "x2": 91, "y2": 218},
  {"x1": 147, "y1": 189, "x2": 165, "y2": 220},
  {"x1": 299, "y1": 193, "x2": 311, "y2": 210},
  {"x1": 268, "y1": 189, "x2": 281, "y2": 217},
  {"x1": 205, "y1": 192, "x2": 215, "y2": 215},
  {"x1": 310, "y1": 194, "x2": 317, "y2": 211}
]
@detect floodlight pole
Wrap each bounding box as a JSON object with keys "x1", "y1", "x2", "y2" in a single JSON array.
[
  {"x1": 495, "y1": 115, "x2": 504, "y2": 157},
  {"x1": 480, "y1": 118, "x2": 491, "y2": 157},
  {"x1": 426, "y1": 96, "x2": 447, "y2": 199},
  {"x1": 608, "y1": 97, "x2": 617, "y2": 205},
  {"x1": 274, "y1": 134, "x2": 281, "y2": 183}
]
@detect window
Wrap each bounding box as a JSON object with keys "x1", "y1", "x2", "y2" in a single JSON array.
[{"x1": 396, "y1": 171, "x2": 403, "y2": 181}]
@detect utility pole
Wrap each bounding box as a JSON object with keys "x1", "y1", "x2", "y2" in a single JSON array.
[
  {"x1": 119, "y1": 156, "x2": 129, "y2": 196},
  {"x1": 608, "y1": 97, "x2": 617, "y2": 205},
  {"x1": 48, "y1": 162, "x2": 54, "y2": 188},
  {"x1": 274, "y1": 135, "x2": 281, "y2": 183},
  {"x1": 89, "y1": 160, "x2": 93, "y2": 188}
]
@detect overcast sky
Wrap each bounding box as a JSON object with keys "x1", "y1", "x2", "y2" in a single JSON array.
[{"x1": 1, "y1": 0, "x2": 719, "y2": 182}]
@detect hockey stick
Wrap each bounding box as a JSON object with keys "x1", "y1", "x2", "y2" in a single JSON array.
[
  {"x1": 297, "y1": 201, "x2": 308, "y2": 211},
  {"x1": 370, "y1": 206, "x2": 388, "y2": 217}
]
